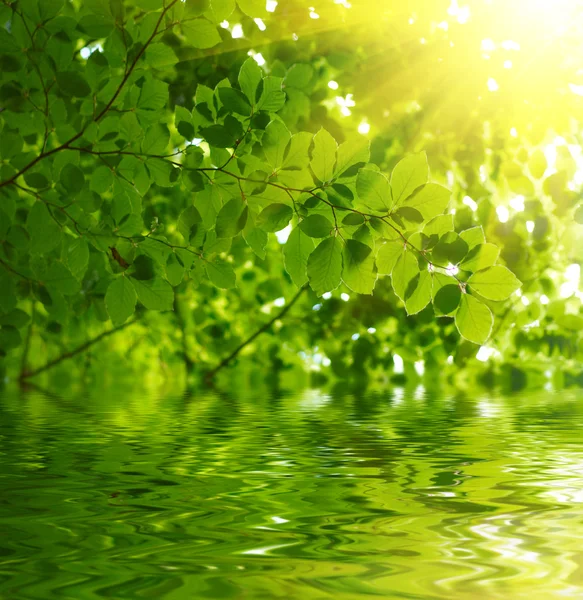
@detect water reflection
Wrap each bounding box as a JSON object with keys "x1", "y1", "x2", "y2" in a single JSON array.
[{"x1": 1, "y1": 387, "x2": 583, "y2": 598}]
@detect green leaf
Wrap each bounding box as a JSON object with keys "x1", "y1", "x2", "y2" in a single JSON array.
[
  {"x1": 65, "y1": 237, "x2": 89, "y2": 279},
  {"x1": 182, "y1": 18, "x2": 221, "y2": 48},
  {"x1": 285, "y1": 63, "x2": 314, "y2": 89},
  {"x1": 307, "y1": 237, "x2": 343, "y2": 296},
  {"x1": 574, "y1": 205, "x2": 583, "y2": 225},
  {"x1": 342, "y1": 239, "x2": 377, "y2": 295},
  {"x1": 131, "y1": 276, "x2": 174, "y2": 310},
  {"x1": 460, "y1": 226, "x2": 485, "y2": 249},
  {"x1": 284, "y1": 226, "x2": 314, "y2": 287},
  {"x1": 405, "y1": 270, "x2": 432, "y2": 315},
  {"x1": 205, "y1": 259, "x2": 236, "y2": 288},
  {"x1": 432, "y1": 232, "x2": 469, "y2": 265},
  {"x1": 142, "y1": 124, "x2": 170, "y2": 154},
  {"x1": 132, "y1": 255, "x2": 156, "y2": 280},
  {"x1": 263, "y1": 120, "x2": 291, "y2": 170},
  {"x1": 90, "y1": 165, "x2": 114, "y2": 193},
  {"x1": 200, "y1": 124, "x2": 238, "y2": 148},
  {"x1": 377, "y1": 238, "x2": 404, "y2": 275},
  {"x1": 60, "y1": 163, "x2": 85, "y2": 195},
  {"x1": 178, "y1": 205, "x2": 205, "y2": 246},
  {"x1": 237, "y1": 0, "x2": 267, "y2": 17},
  {"x1": 460, "y1": 243, "x2": 499, "y2": 273},
  {"x1": 204, "y1": 0, "x2": 235, "y2": 23},
  {"x1": 403, "y1": 183, "x2": 449, "y2": 220},
  {"x1": 243, "y1": 220, "x2": 268, "y2": 259},
  {"x1": 282, "y1": 132, "x2": 312, "y2": 169},
  {"x1": 239, "y1": 57, "x2": 262, "y2": 105},
  {"x1": 216, "y1": 197, "x2": 248, "y2": 238},
  {"x1": 39, "y1": 0, "x2": 64, "y2": 20},
  {"x1": 256, "y1": 203, "x2": 292, "y2": 232},
  {"x1": 390, "y1": 152, "x2": 428, "y2": 207},
  {"x1": 165, "y1": 253, "x2": 185, "y2": 287},
  {"x1": 310, "y1": 129, "x2": 337, "y2": 183},
  {"x1": 111, "y1": 194, "x2": 132, "y2": 226},
  {"x1": 0, "y1": 309, "x2": 30, "y2": 329},
  {"x1": 455, "y1": 294, "x2": 493, "y2": 344},
  {"x1": 467, "y1": 265, "x2": 521, "y2": 301},
  {"x1": 145, "y1": 43, "x2": 178, "y2": 68},
  {"x1": 424, "y1": 214, "x2": 454, "y2": 237},
  {"x1": 45, "y1": 263, "x2": 80, "y2": 296},
  {"x1": 27, "y1": 202, "x2": 62, "y2": 255},
  {"x1": 218, "y1": 87, "x2": 252, "y2": 115},
  {"x1": 105, "y1": 276, "x2": 137, "y2": 326},
  {"x1": 257, "y1": 77, "x2": 286, "y2": 112},
  {"x1": 299, "y1": 214, "x2": 333, "y2": 238},
  {"x1": 138, "y1": 78, "x2": 169, "y2": 110},
  {"x1": 120, "y1": 112, "x2": 143, "y2": 142},
  {"x1": 56, "y1": 71, "x2": 91, "y2": 97},
  {"x1": 391, "y1": 250, "x2": 419, "y2": 302},
  {"x1": 195, "y1": 185, "x2": 222, "y2": 229},
  {"x1": 335, "y1": 137, "x2": 370, "y2": 177},
  {"x1": 23, "y1": 172, "x2": 49, "y2": 189},
  {"x1": 342, "y1": 213, "x2": 365, "y2": 226},
  {"x1": 433, "y1": 283, "x2": 461, "y2": 316},
  {"x1": 356, "y1": 168, "x2": 391, "y2": 212},
  {"x1": 393, "y1": 206, "x2": 423, "y2": 225}
]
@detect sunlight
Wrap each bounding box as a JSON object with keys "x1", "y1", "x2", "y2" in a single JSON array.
[
  {"x1": 357, "y1": 121, "x2": 370, "y2": 134},
  {"x1": 526, "y1": 0, "x2": 581, "y2": 32},
  {"x1": 487, "y1": 77, "x2": 499, "y2": 92},
  {"x1": 393, "y1": 354, "x2": 404, "y2": 374}
]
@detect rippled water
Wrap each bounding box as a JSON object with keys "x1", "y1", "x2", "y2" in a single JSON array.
[{"x1": 1, "y1": 387, "x2": 583, "y2": 599}]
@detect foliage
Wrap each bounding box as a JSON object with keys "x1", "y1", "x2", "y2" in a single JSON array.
[{"x1": 0, "y1": 0, "x2": 582, "y2": 388}]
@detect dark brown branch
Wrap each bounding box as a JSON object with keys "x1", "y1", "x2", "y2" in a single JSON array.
[
  {"x1": 205, "y1": 284, "x2": 308, "y2": 381},
  {"x1": 19, "y1": 318, "x2": 139, "y2": 381},
  {"x1": 0, "y1": 257, "x2": 32, "y2": 281}
]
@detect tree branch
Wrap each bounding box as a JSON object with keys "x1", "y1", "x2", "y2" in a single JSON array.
[
  {"x1": 0, "y1": 257, "x2": 33, "y2": 281},
  {"x1": 19, "y1": 318, "x2": 139, "y2": 381},
  {"x1": 0, "y1": 0, "x2": 179, "y2": 190},
  {"x1": 205, "y1": 284, "x2": 308, "y2": 381}
]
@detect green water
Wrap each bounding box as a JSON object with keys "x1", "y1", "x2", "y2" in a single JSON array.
[{"x1": 1, "y1": 387, "x2": 583, "y2": 599}]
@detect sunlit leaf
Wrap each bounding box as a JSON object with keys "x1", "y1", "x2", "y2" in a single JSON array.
[
  {"x1": 307, "y1": 237, "x2": 343, "y2": 296},
  {"x1": 391, "y1": 250, "x2": 419, "y2": 302},
  {"x1": 455, "y1": 294, "x2": 493, "y2": 344},
  {"x1": 105, "y1": 276, "x2": 137, "y2": 326},
  {"x1": 342, "y1": 239, "x2": 377, "y2": 295},
  {"x1": 390, "y1": 152, "x2": 428, "y2": 207},
  {"x1": 467, "y1": 266, "x2": 521, "y2": 301},
  {"x1": 284, "y1": 226, "x2": 314, "y2": 287}
]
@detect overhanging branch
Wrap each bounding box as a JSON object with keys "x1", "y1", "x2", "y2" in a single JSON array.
[
  {"x1": 19, "y1": 318, "x2": 139, "y2": 381},
  {"x1": 206, "y1": 284, "x2": 308, "y2": 381}
]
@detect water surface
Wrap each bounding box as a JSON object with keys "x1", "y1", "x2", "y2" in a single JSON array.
[{"x1": 1, "y1": 387, "x2": 583, "y2": 599}]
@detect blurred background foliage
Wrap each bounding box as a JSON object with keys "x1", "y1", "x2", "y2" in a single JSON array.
[{"x1": 2, "y1": 0, "x2": 583, "y2": 394}]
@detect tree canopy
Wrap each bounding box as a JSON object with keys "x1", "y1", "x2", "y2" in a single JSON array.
[{"x1": 1, "y1": 0, "x2": 582, "y2": 391}]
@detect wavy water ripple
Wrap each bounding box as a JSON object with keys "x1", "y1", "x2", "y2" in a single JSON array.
[{"x1": 1, "y1": 388, "x2": 583, "y2": 599}]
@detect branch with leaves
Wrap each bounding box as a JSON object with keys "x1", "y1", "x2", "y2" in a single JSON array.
[{"x1": 0, "y1": 0, "x2": 526, "y2": 380}]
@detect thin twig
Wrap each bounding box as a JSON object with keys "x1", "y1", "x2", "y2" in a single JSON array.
[
  {"x1": 19, "y1": 318, "x2": 139, "y2": 381},
  {"x1": 0, "y1": 258, "x2": 32, "y2": 281},
  {"x1": 205, "y1": 284, "x2": 308, "y2": 381}
]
